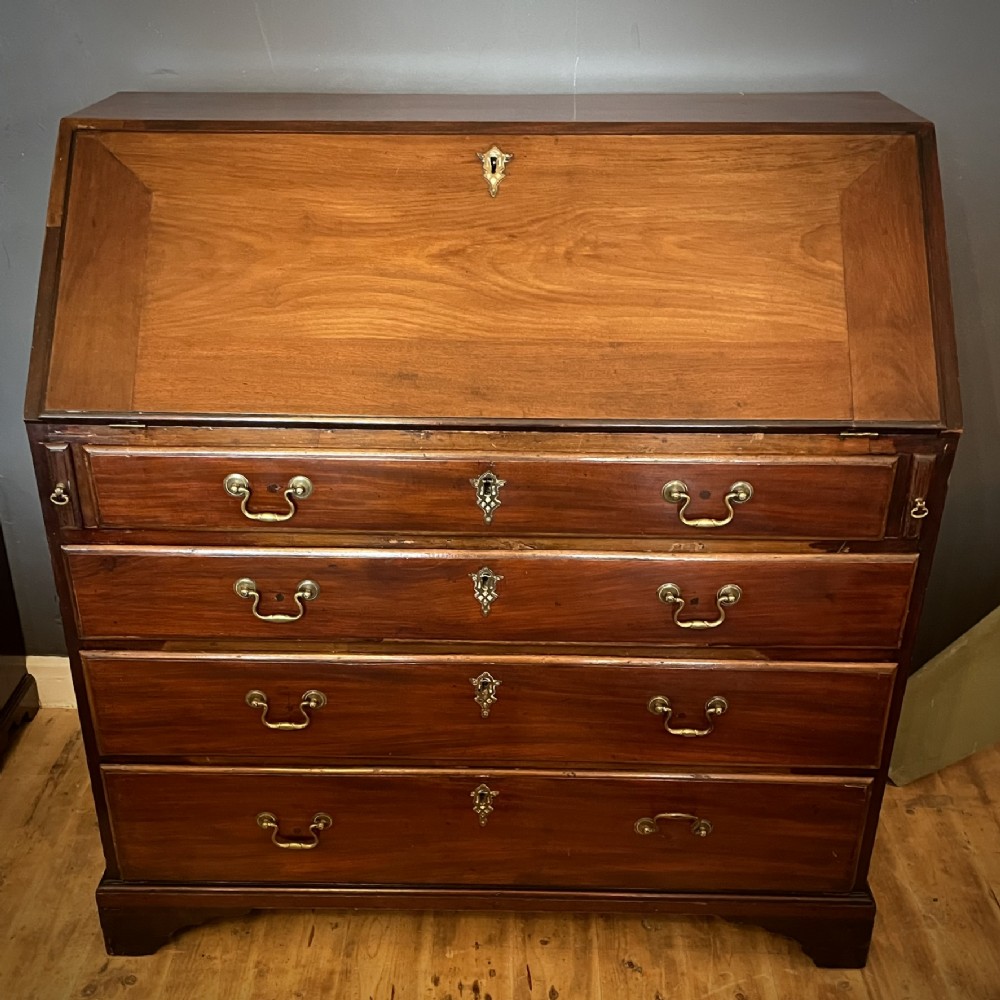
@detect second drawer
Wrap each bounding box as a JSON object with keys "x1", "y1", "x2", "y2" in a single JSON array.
[{"x1": 83, "y1": 653, "x2": 895, "y2": 768}]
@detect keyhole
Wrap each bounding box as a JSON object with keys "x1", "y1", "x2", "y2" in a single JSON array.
[{"x1": 489, "y1": 155, "x2": 498, "y2": 173}]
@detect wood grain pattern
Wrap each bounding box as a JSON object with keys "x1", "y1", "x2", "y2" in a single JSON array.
[
  {"x1": 44, "y1": 135, "x2": 150, "y2": 413},
  {"x1": 842, "y1": 136, "x2": 939, "y2": 422},
  {"x1": 82, "y1": 652, "x2": 895, "y2": 768},
  {"x1": 102, "y1": 766, "x2": 871, "y2": 891},
  {"x1": 5, "y1": 712, "x2": 999, "y2": 998},
  {"x1": 64, "y1": 546, "x2": 917, "y2": 647},
  {"x1": 81, "y1": 446, "x2": 900, "y2": 538},
  {"x1": 40, "y1": 130, "x2": 936, "y2": 423}
]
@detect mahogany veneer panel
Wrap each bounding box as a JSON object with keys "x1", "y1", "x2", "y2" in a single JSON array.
[
  {"x1": 83, "y1": 653, "x2": 895, "y2": 768},
  {"x1": 81, "y1": 447, "x2": 899, "y2": 538},
  {"x1": 43, "y1": 131, "x2": 937, "y2": 424},
  {"x1": 102, "y1": 767, "x2": 871, "y2": 892},
  {"x1": 64, "y1": 547, "x2": 916, "y2": 647}
]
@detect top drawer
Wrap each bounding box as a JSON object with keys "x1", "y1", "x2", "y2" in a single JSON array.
[{"x1": 79, "y1": 447, "x2": 899, "y2": 539}]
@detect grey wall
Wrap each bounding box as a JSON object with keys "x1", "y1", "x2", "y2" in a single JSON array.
[{"x1": 1, "y1": 1, "x2": 997, "y2": 659}]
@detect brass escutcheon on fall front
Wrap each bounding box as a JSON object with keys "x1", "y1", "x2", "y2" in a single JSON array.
[{"x1": 477, "y1": 144, "x2": 513, "y2": 197}]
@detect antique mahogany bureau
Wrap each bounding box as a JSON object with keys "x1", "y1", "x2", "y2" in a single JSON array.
[{"x1": 26, "y1": 92, "x2": 960, "y2": 966}]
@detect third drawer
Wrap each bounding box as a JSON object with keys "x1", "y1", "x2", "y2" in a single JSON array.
[{"x1": 83, "y1": 652, "x2": 895, "y2": 768}]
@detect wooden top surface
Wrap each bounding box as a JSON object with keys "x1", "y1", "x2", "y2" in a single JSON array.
[
  {"x1": 29, "y1": 94, "x2": 957, "y2": 429},
  {"x1": 68, "y1": 91, "x2": 930, "y2": 129}
]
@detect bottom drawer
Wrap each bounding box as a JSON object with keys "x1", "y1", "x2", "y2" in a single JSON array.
[{"x1": 103, "y1": 768, "x2": 871, "y2": 892}]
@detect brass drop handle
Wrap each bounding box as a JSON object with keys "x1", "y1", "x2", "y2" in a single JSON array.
[
  {"x1": 657, "y1": 582, "x2": 741, "y2": 630},
  {"x1": 49, "y1": 482, "x2": 71, "y2": 506},
  {"x1": 256, "y1": 811, "x2": 332, "y2": 850},
  {"x1": 234, "y1": 577, "x2": 320, "y2": 622},
  {"x1": 224, "y1": 473, "x2": 313, "y2": 522},
  {"x1": 648, "y1": 695, "x2": 728, "y2": 737},
  {"x1": 662, "y1": 480, "x2": 753, "y2": 528},
  {"x1": 635, "y1": 812, "x2": 713, "y2": 837},
  {"x1": 245, "y1": 689, "x2": 327, "y2": 730}
]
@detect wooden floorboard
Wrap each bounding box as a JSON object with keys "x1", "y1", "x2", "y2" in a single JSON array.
[{"x1": 1, "y1": 710, "x2": 998, "y2": 1000}]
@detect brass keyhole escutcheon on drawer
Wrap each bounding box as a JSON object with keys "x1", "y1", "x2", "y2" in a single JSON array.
[
  {"x1": 648, "y1": 695, "x2": 728, "y2": 737},
  {"x1": 234, "y1": 577, "x2": 320, "y2": 623},
  {"x1": 245, "y1": 689, "x2": 327, "y2": 730},
  {"x1": 657, "y1": 582, "x2": 742, "y2": 630},
  {"x1": 470, "y1": 470, "x2": 506, "y2": 524},
  {"x1": 634, "y1": 812, "x2": 713, "y2": 838},
  {"x1": 469, "y1": 671, "x2": 502, "y2": 717},
  {"x1": 477, "y1": 145, "x2": 513, "y2": 198},
  {"x1": 661, "y1": 479, "x2": 753, "y2": 528},
  {"x1": 469, "y1": 566, "x2": 503, "y2": 616},
  {"x1": 256, "y1": 811, "x2": 332, "y2": 850},
  {"x1": 471, "y1": 784, "x2": 499, "y2": 826},
  {"x1": 223, "y1": 473, "x2": 313, "y2": 522}
]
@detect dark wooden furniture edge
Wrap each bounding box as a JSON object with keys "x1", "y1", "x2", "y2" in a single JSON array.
[
  {"x1": 96, "y1": 880, "x2": 876, "y2": 967},
  {"x1": 0, "y1": 673, "x2": 39, "y2": 763},
  {"x1": 66, "y1": 90, "x2": 929, "y2": 127}
]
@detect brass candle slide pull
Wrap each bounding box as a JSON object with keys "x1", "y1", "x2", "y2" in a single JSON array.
[
  {"x1": 256, "y1": 811, "x2": 332, "y2": 850},
  {"x1": 49, "y1": 482, "x2": 71, "y2": 506},
  {"x1": 245, "y1": 689, "x2": 327, "y2": 730},
  {"x1": 661, "y1": 480, "x2": 753, "y2": 528},
  {"x1": 634, "y1": 812, "x2": 713, "y2": 837},
  {"x1": 224, "y1": 473, "x2": 313, "y2": 522},
  {"x1": 647, "y1": 695, "x2": 728, "y2": 737},
  {"x1": 234, "y1": 578, "x2": 320, "y2": 622},
  {"x1": 657, "y1": 582, "x2": 741, "y2": 630}
]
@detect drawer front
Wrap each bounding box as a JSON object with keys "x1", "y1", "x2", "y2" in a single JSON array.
[
  {"x1": 65, "y1": 547, "x2": 916, "y2": 647},
  {"x1": 85, "y1": 653, "x2": 895, "y2": 769},
  {"x1": 81, "y1": 446, "x2": 898, "y2": 539},
  {"x1": 103, "y1": 768, "x2": 871, "y2": 891}
]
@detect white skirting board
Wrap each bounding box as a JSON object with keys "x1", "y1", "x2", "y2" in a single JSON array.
[{"x1": 28, "y1": 656, "x2": 76, "y2": 709}]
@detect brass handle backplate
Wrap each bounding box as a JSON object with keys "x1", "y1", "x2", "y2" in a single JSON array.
[
  {"x1": 657, "y1": 582, "x2": 741, "y2": 630},
  {"x1": 648, "y1": 695, "x2": 728, "y2": 737},
  {"x1": 245, "y1": 689, "x2": 327, "y2": 730},
  {"x1": 662, "y1": 479, "x2": 753, "y2": 528},
  {"x1": 470, "y1": 471, "x2": 506, "y2": 524},
  {"x1": 234, "y1": 577, "x2": 320, "y2": 622},
  {"x1": 256, "y1": 811, "x2": 332, "y2": 850},
  {"x1": 635, "y1": 812, "x2": 713, "y2": 838},
  {"x1": 224, "y1": 473, "x2": 313, "y2": 522},
  {"x1": 477, "y1": 145, "x2": 513, "y2": 198}
]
